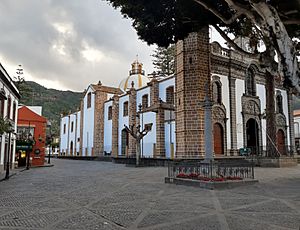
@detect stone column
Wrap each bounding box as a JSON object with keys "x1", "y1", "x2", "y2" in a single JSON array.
[
  {"x1": 149, "y1": 78, "x2": 166, "y2": 158},
  {"x1": 287, "y1": 90, "x2": 295, "y2": 155},
  {"x1": 155, "y1": 105, "x2": 165, "y2": 158},
  {"x1": 228, "y1": 77, "x2": 238, "y2": 155},
  {"x1": 175, "y1": 26, "x2": 210, "y2": 158},
  {"x1": 128, "y1": 88, "x2": 137, "y2": 157},
  {"x1": 93, "y1": 89, "x2": 107, "y2": 156},
  {"x1": 112, "y1": 95, "x2": 119, "y2": 157}
]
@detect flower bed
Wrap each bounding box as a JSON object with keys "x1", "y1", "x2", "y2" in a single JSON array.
[{"x1": 176, "y1": 173, "x2": 242, "y2": 182}]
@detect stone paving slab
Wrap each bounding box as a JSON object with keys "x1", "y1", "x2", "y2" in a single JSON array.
[{"x1": 0, "y1": 159, "x2": 299, "y2": 230}]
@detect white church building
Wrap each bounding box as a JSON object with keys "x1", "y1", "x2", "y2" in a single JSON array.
[{"x1": 60, "y1": 29, "x2": 295, "y2": 159}]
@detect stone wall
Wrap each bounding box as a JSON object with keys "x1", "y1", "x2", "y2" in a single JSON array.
[
  {"x1": 175, "y1": 27, "x2": 210, "y2": 158},
  {"x1": 93, "y1": 88, "x2": 107, "y2": 156},
  {"x1": 112, "y1": 95, "x2": 119, "y2": 157},
  {"x1": 128, "y1": 88, "x2": 137, "y2": 156}
]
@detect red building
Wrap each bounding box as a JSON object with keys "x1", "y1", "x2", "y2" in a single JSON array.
[{"x1": 17, "y1": 106, "x2": 47, "y2": 167}]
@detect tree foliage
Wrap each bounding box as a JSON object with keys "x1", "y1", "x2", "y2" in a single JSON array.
[
  {"x1": 0, "y1": 116, "x2": 12, "y2": 135},
  {"x1": 105, "y1": 0, "x2": 300, "y2": 92},
  {"x1": 152, "y1": 45, "x2": 175, "y2": 75}
]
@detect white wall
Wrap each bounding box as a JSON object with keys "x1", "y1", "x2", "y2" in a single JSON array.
[
  {"x1": 277, "y1": 89, "x2": 290, "y2": 146},
  {"x1": 159, "y1": 77, "x2": 176, "y2": 158},
  {"x1": 158, "y1": 77, "x2": 175, "y2": 102},
  {"x1": 136, "y1": 87, "x2": 156, "y2": 157},
  {"x1": 82, "y1": 86, "x2": 95, "y2": 156},
  {"x1": 235, "y1": 79, "x2": 245, "y2": 149},
  {"x1": 104, "y1": 100, "x2": 113, "y2": 153},
  {"x1": 212, "y1": 74, "x2": 231, "y2": 150},
  {"x1": 60, "y1": 116, "x2": 69, "y2": 154},
  {"x1": 140, "y1": 111, "x2": 156, "y2": 157},
  {"x1": 257, "y1": 84, "x2": 266, "y2": 149},
  {"x1": 118, "y1": 95, "x2": 129, "y2": 155},
  {"x1": 294, "y1": 116, "x2": 300, "y2": 138},
  {"x1": 76, "y1": 111, "x2": 81, "y2": 155}
]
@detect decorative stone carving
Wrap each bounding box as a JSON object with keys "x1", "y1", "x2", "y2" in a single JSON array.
[
  {"x1": 212, "y1": 105, "x2": 226, "y2": 121},
  {"x1": 276, "y1": 113, "x2": 286, "y2": 128},
  {"x1": 242, "y1": 99, "x2": 260, "y2": 115}
]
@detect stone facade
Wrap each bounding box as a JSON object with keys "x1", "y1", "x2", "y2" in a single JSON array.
[
  {"x1": 112, "y1": 95, "x2": 119, "y2": 157},
  {"x1": 128, "y1": 87, "x2": 137, "y2": 157},
  {"x1": 60, "y1": 30, "x2": 296, "y2": 159},
  {"x1": 175, "y1": 27, "x2": 210, "y2": 158},
  {"x1": 93, "y1": 87, "x2": 107, "y2": 156}
]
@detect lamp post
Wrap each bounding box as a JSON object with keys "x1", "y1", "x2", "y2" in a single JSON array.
[
  {"x1": 47, "y1": 121, "x2": 52, "y2": 164},
  {"x1": 138, "y1": 104, "x2": 144, "y2": 158},
  {"x1": 26, "y1": 133, "x2": 33, "y2": 170},
  {"x1": 5, "y1": 122, "x2": 14, "y2": 180}
]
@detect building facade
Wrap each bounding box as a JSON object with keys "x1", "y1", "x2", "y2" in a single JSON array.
[
  {"x1": 0, "y1": 63, "x2": 20, "y2": 175},
  {"x1": 17, "y1": 106, "x2": 47, "y2": 167},
  {"x1": 60, "y1": 29, "x2": 295, "y2": 159}
]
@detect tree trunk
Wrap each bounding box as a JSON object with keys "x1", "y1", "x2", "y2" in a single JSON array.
[
  {"x1": 251, "y1": 2, "x2": 300, "y2": 92},
  {"x1": 136, "y1": 139, "x2": 141, "y2": 166},
  {"x1": 265, "y1": 72, "x2": 277, "y2": 157}
]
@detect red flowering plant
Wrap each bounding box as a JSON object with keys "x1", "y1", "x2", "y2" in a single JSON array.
[
  {"x1": 188, "y1": 173, "x2": 199, "y2": 179},
  {"x1": 176, "y1": 173, "x2": 189, "y2": 178}
]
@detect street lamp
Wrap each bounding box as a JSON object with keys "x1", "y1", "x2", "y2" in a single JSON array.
[
  {"x1": 47, "y1": 121, "x2": 52, "y2": 164},
  {"x1": 26, "y1": 132, "x2": 33, "y2": 170},
  {"x1": 5, "y1": 122, "x2": 14, "y2": 180}
]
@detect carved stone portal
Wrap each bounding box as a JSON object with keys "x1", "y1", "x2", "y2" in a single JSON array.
[
  {"x1": 242, "y1": 96, "x2": 262, "y2": 153},
  {"x1": 212, "y1": 104, "x2": 227, "y2": 155}
]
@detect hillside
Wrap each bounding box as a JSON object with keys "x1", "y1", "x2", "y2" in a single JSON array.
[{"x1": 18, "y1": 81, "x2": 83, "y2": 135}]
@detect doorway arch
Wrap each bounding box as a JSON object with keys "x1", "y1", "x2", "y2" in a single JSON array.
[
  {"x1": 70, "y1": 141, "x2": 73, "y2": 156},
  {"x1": 246, "y1": 118, "x2": 259, "y2": 155},
  {"x1": 277, "y1": 129, "x2": 286, "y2": 155},
  {"x1": 213, "y1": 123, "x2": 224, "y2": 155}
]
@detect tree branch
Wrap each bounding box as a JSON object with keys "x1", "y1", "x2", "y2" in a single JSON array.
[
  {"x1": 283, "y1": 19, "x2": 300, "y2": 25},
  {"x1": 193, "y1": 0, "x2": 242, "y2": 24},
  {"x1": 213, "y1": 25, "x2": 259, "y2": 59}
]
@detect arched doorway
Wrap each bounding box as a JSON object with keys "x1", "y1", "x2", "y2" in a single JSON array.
[
  {"x1": 277, "y1": 129, "x2": 286, "y2": 155},
  {"x1": 70, "y1": 141, "x2": 73, "y2": 156},
  {"x1": 213, "y1": 123, "x2": 224, "y2": 155},
  {"x1": 246, "y1": 118, "x2": 259, "y2": 155},
  {"x1": 121, "y1": 129, "x2": 129, "y2": 156}
]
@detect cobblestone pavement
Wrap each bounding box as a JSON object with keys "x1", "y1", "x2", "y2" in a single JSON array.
[{"x1": 0, "y1": 159, "x2": 299, "y2": 230}]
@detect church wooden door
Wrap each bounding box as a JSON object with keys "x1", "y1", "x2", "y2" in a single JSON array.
[
  {"x1": 213, "y1": 123, "x2": 224, "y2": 155},
  {"x1": 277, "y1": 129, "x2": 286, "y2": 155}
]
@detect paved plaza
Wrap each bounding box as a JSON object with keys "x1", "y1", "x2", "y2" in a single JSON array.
[{"x1": 0, "y1": 159, "x2": 299, "y2": 230}]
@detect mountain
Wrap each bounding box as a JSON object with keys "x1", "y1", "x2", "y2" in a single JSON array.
[{"x1": 18, "y1": 81, "x2": 83, "y2": 135}]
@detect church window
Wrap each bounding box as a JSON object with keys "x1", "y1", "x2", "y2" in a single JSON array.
[
  {"x1": 166, "y1": 86, "x2": 175, "y2": 104},
  {"x1": 0, "y1": 99, "x2": 4, "y2": 117},
  {"x1": 142, "y1": 94, "x2": 148, "y2": 108},
  {"x1": 123, "y1": 101, "x2": 128, "y2": 117},
  {"x1": 87, "y1": 92, "x2": 92, "y2": 108},
  {"x1": 71, "y1": 121, "x2": 74, "y2": 133},
  {"x1": 276, "y1": 94, "x2": 283, "y2": 114},
  {"x1": 108, "y1": 106, "x2": 112, "y2": 120},
  {"x1": 212, "y1": 82, "x2": 222, "y2": 104},
  {"x1": 12, "y1": 102, "x2": 16, "y2": 121},
  {"x1": 246, "y1": 68, "x2": 256, "y2": 96},
  {"x1": 63, "y1": 124, "x2": 66, "y2": 134},
  {"x1": 7, "y1": 97, "x2": 11, "y2": 119}
]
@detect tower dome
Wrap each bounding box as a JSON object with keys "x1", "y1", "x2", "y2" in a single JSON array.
[{"x1": 119, "y1": 59, "x2": 150, "y2": 92}]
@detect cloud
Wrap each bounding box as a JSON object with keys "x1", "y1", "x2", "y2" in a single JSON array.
[{"x1": 0, "y1": 0, "x2": 155, "y2": 91}]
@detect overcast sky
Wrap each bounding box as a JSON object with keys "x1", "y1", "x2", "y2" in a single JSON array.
[{"x1": 0, "y1": 0, "x2": 156, "y2": 92}]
